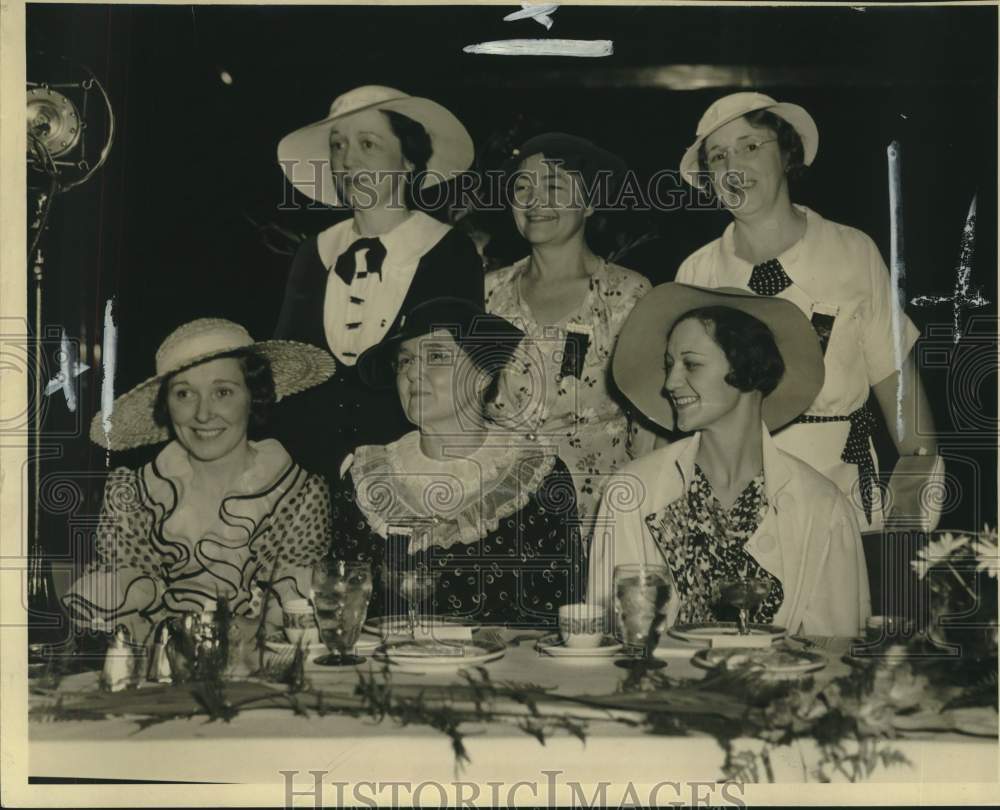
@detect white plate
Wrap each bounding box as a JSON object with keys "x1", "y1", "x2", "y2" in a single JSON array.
[
  {"x1": 374, "y1": 639, "x2": 505, "y2": 670},
  {"x1": 536, "y1": 633, "x2": 623, "y2": 658},
  {"x1": 668, "y1": 622, "x2": 786, "y2": 647},
  {"x1": 364, "y1": 615, "x2": 478, "y2": 641},
  {"x1": 264, "y1": 638, "x2": 380, "y2": 656},
  {"x1": 691, "y1": 647, "x2": 827, "y2": 677}
]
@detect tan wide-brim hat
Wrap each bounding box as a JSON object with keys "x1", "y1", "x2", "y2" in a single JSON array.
[
  {"x1": 679, "y1": 92, "x2": 819, "y2": 188},
  {"x1": 90, "y1": 318, "x2": 336, "y2": 451},
  {"x1": 277, "y1": 85, "x2": 474, "y2": 207},
  {"x1": 613, "y1": 283, "x2": 824, "y2": 432}
]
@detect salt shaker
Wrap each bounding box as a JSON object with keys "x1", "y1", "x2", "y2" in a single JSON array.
[
  {"x1": 147, "y1": 620, "x2": 174, "y2": 684},
  {"x1": 100, "y1": 625, "x2": 134, "y2": 693}
]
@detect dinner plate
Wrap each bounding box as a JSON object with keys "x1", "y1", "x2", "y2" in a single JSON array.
[
  {"x1": 264, "y1": 638, "x2": 381, "y2": 657},
  {"x1": 668, "y1": 622, "x2": 787, "y2": 647},
  {"x1": 364, "y1": 615, "x2": 478, "y2": 641},
  {"x1": 535, "y1": 633, "x2": 623, "y2": 659},
  {"x1": 691, "y1": 647, "x2": 827, "y2": 677},
  {"x1": 374, "y1": 639, "x2": 505, "y2": 670}
]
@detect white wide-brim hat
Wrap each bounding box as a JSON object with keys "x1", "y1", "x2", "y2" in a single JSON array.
[
  {"x1": 90, "y1": 318, "x2": 336, "y2": 451},
  {"x1": 613, "y1": 283, "x2": 824, "y2": 432},
  {"x1": 277, "y1": 85, "x2": 474, "y2": 207},
  {"x1": 679, "y1": 92, "x2": 819, "y2": 187}
]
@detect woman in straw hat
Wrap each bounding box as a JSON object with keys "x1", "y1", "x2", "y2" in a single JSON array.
[
  {"x1": 485, "y1": 133, "x2": 657, "y2": 547},
  {"x1": 273, "y1": 86, "x2": 483, "y2": 488},
  {"x1": 587, "y1": 284, "x2": 870, "y2": 637},
  {"x1": 675, "y1": 92, "x2": 939, "y2": 533},
  {"x1": 62, "y1": 319, "x2": 337, "y2": 646},
  {"x1": 328, "y1": 297, "x2": 583, "y2": 628}
]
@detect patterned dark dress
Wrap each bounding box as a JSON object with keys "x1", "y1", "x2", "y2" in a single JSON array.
[
  {"x1": 329, "y1": 432, "x2": 584, "y2": 629},
  {"x1": 643, "y1": 464, "x2": 783, "y2": 624}
]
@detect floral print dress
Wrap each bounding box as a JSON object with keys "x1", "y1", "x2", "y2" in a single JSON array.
[
  {"x1": 485, "y1": 259, "x2": 654, "y2": 543},
  {"x1": 643, "y1": 465, "x2": 784, "y2": 624}
]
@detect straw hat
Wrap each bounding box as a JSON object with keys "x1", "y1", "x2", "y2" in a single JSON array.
[
  {"x1": 613, "y1": 283, "x2": 824, "y2": 432},
  {"x1": 277, "y1": 85, "x2": 474, "y2": 207},
  {"x1": 90, "y1": 319, "x2": 336, "y2": 451},
  {"x1": 679, "y1": 92, "x2": 819, "y2": 187}
]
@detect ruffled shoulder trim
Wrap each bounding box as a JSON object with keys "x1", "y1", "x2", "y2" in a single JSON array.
[{"x1": 351, "y1": 435, "x2": 557, "y2": 553}]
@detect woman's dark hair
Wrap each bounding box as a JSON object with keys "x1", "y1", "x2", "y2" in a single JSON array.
[
  {"x1": 383, "y1": 110, "x2": 433, "y2": 210},
  {"x1": 696, "y1": 109, "x2": 807, "y2": 182},
  {"x1": 152, "y1": 348, "x2": 277, "y2": 440},
  {"x1": 673, "y1": 306, "x2": 785, "y2": 396}
]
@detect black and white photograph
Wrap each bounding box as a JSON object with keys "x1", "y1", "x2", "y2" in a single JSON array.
[{"x1": 3, "y1": 1, "x2": 998, "y2": 805}]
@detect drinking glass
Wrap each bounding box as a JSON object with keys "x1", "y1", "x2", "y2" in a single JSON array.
[
  {"x1": 311, "y1": 560, "x2": 373, "y2": 666},
  {"x1": 388, "y1": 569, "x2": 440, "y2": 641},
  {"x1": 719, "y1": 576, "x2": 771, "y2": 635},
  {"x1": 613, "y1": 563, "x2": 677, "y2": 671}
]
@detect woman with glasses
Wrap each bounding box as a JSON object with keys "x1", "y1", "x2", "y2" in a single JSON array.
[
  {"x1": 328, "y1": 297, "x2": 584, "y2": 629},
  {"x1": 675, "y1": 93, "x2": 939, "y2": 532}
]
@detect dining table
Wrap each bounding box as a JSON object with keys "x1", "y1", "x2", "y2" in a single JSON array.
[{"x1": 27, "y1": 626, "x2": 999, "y2": 799}]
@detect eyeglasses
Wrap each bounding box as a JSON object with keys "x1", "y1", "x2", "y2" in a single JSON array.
[
  {"x1": 705, "y1": 139, "x2": 777, "y2": 167},
  {"x1": 391, "y1": 346, "x2": 455, "y2": 375}
]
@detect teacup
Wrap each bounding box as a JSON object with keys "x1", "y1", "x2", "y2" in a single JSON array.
[
  {"x1": 283, "y1": 599, "x2": 319, "y2": 645},
  {"x1": 558, "y1": 603, "x2": 606, "y2": 648}
]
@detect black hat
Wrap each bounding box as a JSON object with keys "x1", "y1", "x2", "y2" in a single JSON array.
[
  {"x1": 503, "y1": 132, "x2": 628, "y2": 205},
  {"x1": 357, "y1": 297, "x2": 525, "y2": 389}
]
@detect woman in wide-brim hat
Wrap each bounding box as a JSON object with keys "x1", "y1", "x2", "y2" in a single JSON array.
[
  {"x1": 273, "y1": 86, "x2": 484, "y2": 491},
  {"x1": 63, "y1": 318, "x2": 337, "y2": 647},
  {"x1": 484, "y1": 132, "x2": 658, "y2": 547},
  {"x1": 675, "y1": 92, "x2": 939, "y2": 533},
  {"x1": 327, "y1": 297, "x2": 585, "y2": 629},
  {"x1": 587, "y1": 283, "x2": 871, "y2": 637}
]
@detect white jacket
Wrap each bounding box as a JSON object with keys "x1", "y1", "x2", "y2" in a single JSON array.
[{"x1": 586, "y1": 427, "x2": 871, "y2": 637}]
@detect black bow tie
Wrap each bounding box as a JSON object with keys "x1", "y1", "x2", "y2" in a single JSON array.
[
  {"x1": 333, "y1": 237, "x2": 387, "y2": 286},
  {"x1": 747, "y1": 258, "x2": 793, "y2": 296}
]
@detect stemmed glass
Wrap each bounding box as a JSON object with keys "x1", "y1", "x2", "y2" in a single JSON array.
[
  {"x1": 389, "y1": 569, "x2": 440, "y2": 642},
  {"x1": 719, "y1": 576, "x2": 771, "y2": 635},
  {"x1": 613, "y1": 563, "x2": 677, "y2": 671},
  {"x1": 311, "y1": 560, "x2": 373, "y2": 666}
]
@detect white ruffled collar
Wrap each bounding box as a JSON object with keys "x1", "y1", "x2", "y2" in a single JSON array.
[{"x1": 351, "y1": 430, "x2": 557, "y2": 552}]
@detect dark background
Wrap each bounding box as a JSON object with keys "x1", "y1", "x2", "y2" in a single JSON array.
[{"x1": 25, "y1": 4, "x2": 998, "y2": 579}]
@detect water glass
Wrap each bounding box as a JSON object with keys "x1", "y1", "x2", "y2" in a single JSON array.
[{"x1": 311, "y1": 560, "x2": 373, "y2": 666}]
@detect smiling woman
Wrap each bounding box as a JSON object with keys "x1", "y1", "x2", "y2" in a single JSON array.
[
  {"x1": 485, "y1": 133, "x2": 658, "y2": 548},
  {"x1": 61, "y1": 319, "x2": 337, "y2": 647},
  {"x1": 588, "y1": 283, "x2": 871, "y2": 637}
]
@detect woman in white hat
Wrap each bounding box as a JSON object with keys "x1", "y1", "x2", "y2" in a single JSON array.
[
  {"x1": 61, "y1": 319, "x2": 337, "y2": 646},
  {"x1": 485, "y1": 133, "x2": 657, "y2": 547},
  {"x1": 273, "y1": 86, "x2": 483, "y2": 486},
  {"x1": 587, "y1": 283, "x2": 870, "y2": 637},
  {"x1": 328, "y1": 297, "x2": 584, "y2": 628},
  {"x1": 675, "y1": 92, "x2": 939, "y2": 532}
]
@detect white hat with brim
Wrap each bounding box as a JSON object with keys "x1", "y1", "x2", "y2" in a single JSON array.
[
  {"x1": 277, "y1": 85, "x2": 474, "y2": 207},
  {"x1": 613, "y1": 283, "x2": 824, "y2": 432},
  {"x1": 90, "y1": 318, "x2": 336, "y2": 451},
  {"x1": 679, "y1": 92, "x2": 819, "y2": 188}
]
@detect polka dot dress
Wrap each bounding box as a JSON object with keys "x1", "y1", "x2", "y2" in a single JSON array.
[
  {"x1": 644, "y1": 464, "x2": 783, "y2": 625},
  {"x1": 330, "y1": 458, "x2": 584, "y2": 629}
]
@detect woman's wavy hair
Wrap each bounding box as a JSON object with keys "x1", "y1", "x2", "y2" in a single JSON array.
[
  {"x1": 152, "y1": 348, "x2": 277, "y2": 440},
  {"x1": 674, "y1": 306, "x2": 785, "y2": 396},
  {"x1": 383, "y1": 110, "x2": 433, "y2": 211}
]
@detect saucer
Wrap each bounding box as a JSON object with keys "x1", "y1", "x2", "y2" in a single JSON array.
[{"x1": 536, "y1": 633, "x2": 623, "y2": 659}]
